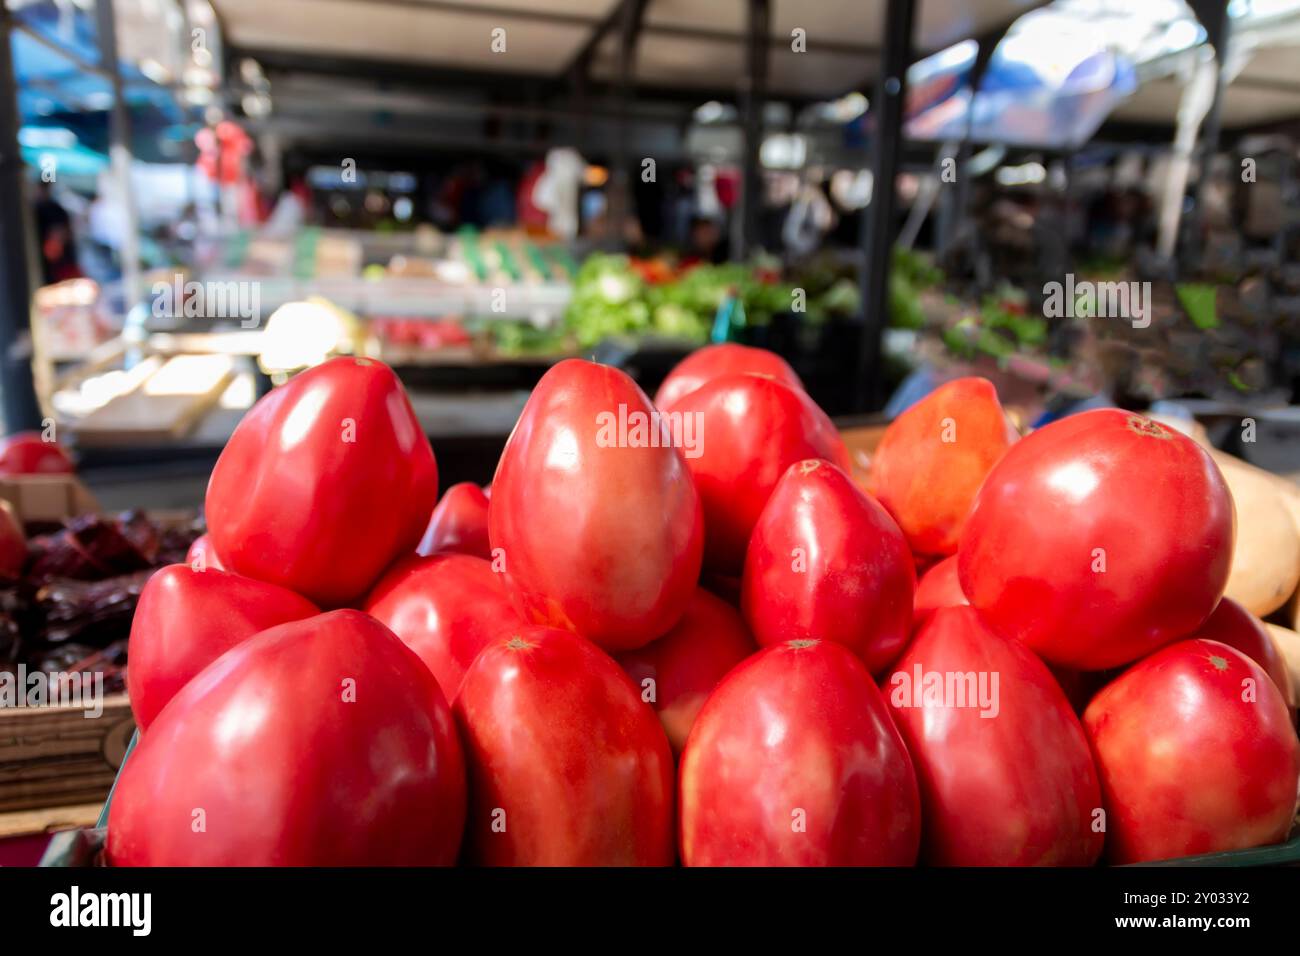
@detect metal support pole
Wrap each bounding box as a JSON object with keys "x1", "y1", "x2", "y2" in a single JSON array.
[
  {"x1": 95, "y1": 0, "x2": 145, "y2": 356},
  {"x1": 854, "y1": 0, "x2": 913, "y2": 412},
  {"x1": 0, "y1": 6, "x2": 44, "y2": 433},
  {"x1": 735, "y1": 0, "x2": 770, "y2": 261},
  {"x1": 610, "y1": 0, "x2": 648, "y2": 249},
  {"x1": 1190, "y1": 0, "x2": 1233, "y2": 268}
]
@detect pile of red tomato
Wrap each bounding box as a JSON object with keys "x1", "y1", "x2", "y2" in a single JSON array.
[{"x1": 105, "y1": 345, "x2": 1300, "y2": 866}]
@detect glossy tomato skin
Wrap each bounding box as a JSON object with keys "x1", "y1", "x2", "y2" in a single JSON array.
[
  {"x1": 1192, "y1": 597, "x2": 1295, "y2": 708},
  {"x1": 363, "y1": 553, "x2": 521, "y2": 700},
  {"x1": 653, "y1": 343, "x2": 803, "y2": 410},
  {"x1": 0, "y1": 500, "x2": 26, "y2": 580},
  {"x1": 0, "y1": 431, "x2": 74, "y2": 476},
  {"x1": 1084, "y1": 639, "x2": 1300, "y2": 864},
  {"x1": 127, "y1": 564, "x2": 319, "y2": 731},
  {"x1": 679, "y1": 638, "x2": 920, "y2": 866},
  {"x1": 184, "y1": 533, "x2": 225, "y2": 572},
  {"x1": 959, "y1": 409, "x2": 1234, "y2": 670},
  {"x1": 667, "y1": 373, "x2": 851, "y2": 574},
  {"x1": 887, "y1": 607, "x2": 1104, "y2": 866},
  {"x1": 913, "y1": 554, "x2": 967, "y2": 629},
  {"x1": 418, "y1": 482, "x2": 491, "y2": 560},
  {"x1": 489, "y1": 359, "x2": 702, "y2": 652},
  {"x1": 616, "y1": 588, "x2": 755, "y2": 756},
  {"x1": 108, "y1": 610, "x2": 466, "y2": 866},
  {"x1": 742, "y1": 459, "x2": 913, "y2": 674},
  {"x1": 206, "y1": 357, "x2": 437, "y2": 607},
  {"x1": 454, "y1": 625, "x2": 674, "y2": 865},
  {"x1": 869, "y1": 377, "x2": 1015, "y2": 558}
]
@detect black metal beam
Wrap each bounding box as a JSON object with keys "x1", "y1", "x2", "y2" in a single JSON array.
[
  {"x1": 855, "y1": 0, "x2": 914, "y2": 412},
  {"x1": 0, "y1": 7, "x2": 43, "y2": 433},
  {"x1": 939, "y1": 16, "x2": 1021, "y2": 253},
  {"x1": 345, "y1": 0, "x2": 598, "y2": 29},
  {"x1": 564, "y1": 0, "x2": 634, "y2": 83},
  {"x1": 343, "y1": 0, "x2": 880, "y2": 59},
  {"x1": 737, "y1": 0, "x2": 770, "y2": 260},
  {"x1": 1187, "y1": 0, "x2": 1233, "y2": 269},
  {"x1": 610, "y1": 0, "x2": 650, "y2": 247},
  {"x1": 10, "y1": 19, "x2": 113, "y2": 79},
  {"x1": 233, "y1": 45, "x2": 781, "y2": 110}
]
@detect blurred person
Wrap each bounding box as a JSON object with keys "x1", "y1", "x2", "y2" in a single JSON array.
[
  {"x1": 34, "y1": 180, "x2": 81, "y2": 284},
  {"x1": 682, "y1": 213, "x2": 725, "y2": 266}
]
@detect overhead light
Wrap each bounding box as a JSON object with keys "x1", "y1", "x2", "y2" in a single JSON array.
[
  {"x1": 760, "y1": 133, "x2": 807, "y2": 170},
  {"x1": 995, "y1": 162, "x2": 1047, "y2": 186},
  {"x1": 818, "y1": 91, "x2": 869, "y2": 123},
  {"x1": 694, "y1": 101, "x2": 733, "y2": 124}
]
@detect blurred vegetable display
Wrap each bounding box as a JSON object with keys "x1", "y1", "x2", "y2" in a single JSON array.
[{"x1": 561, "y1": 255, "x2": 798, "y2": 349}]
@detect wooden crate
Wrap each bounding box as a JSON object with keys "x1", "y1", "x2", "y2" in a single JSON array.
[{"x1": 0, "y1": 694, "x2": 135, "y2": 814}]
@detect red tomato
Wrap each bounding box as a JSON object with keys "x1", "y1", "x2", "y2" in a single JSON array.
[
  {"x1": 1084, "y1": 639, "x2": 1300, "y2": 864},
  {"x1": 616, "y1": 588, "x2": 755, "y2": 756},
  {"x1": 1191, "y1": 597, "x2": 1295, "y2": 708},
  {"x1": 454, "y1": 625, "x2": 674, "y2": 865},
  {"x1": 886, "y1": 607, "x2": 1104, "y2": 866},
  {"x1": 206, "y1": 357, "x2": 437, "y2": 607},
  {"x1": 679, "y1": 638, "x2": 920, "y2": 866},
  {"x1": 363, "y1": 552, "x2": 521, "y2": 700},
  {"x1": 418, "y1": 482, "x2": 491, "y2": 560},
  {"x1": 959, "y1": 409, "x2": 1234, "y2": 670},
  {"x1": 489, "y1": 359, "x2": 702, "y2": 652},
  {"x1": 653, "y1": 343, "x2": 803, "y2": 410},
  {"x1": 0, "y1": 431, "x2": 74, "y2": 476},
  {"x1": 108, "y1": 610, "x2": 466, "y2": 865},
  {"x1": 742, "y1": 459, "x2": 913, "y2": 673},
  {"x1": 913, "y1": 554, "x2": 967, "y2": 628},
  {"x1": 667, "y1": 373, "x2": 850, "y2": 574},
  {"x1": 868, "y1": 377, "x2": 1015, "y2": 558},
  {"x1": 184, "y1": 533, "x2": 225, "y2": 572},
  {"x1": 127, "y1": 564, "x2": 318, "y2": 731},
  {"x1": 0, "y1": 500, "x2": 26, "y2": 580}
]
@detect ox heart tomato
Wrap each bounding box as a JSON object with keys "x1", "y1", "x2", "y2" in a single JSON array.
[
  {"x1": 886, "y1": 606, "x2": 1104, "y2": 866},
  {"x1": 913, "y1": 554, "x2": 967, "y2": 629},
  {"x1": 489, "y1": 359, "x2": 702, "y2": 652},
  {"x1": 616, "y1": 587, "x2": 755, "y2": 756},
  {"x1": 454, "y1": 625, "x2": 674, "y2": 865},
  {"x1": 679, "y1": 638, "x2": 920, "y2": 866},
  {"x1": 959, "y1": 409, "x2": 1234, "y2": 669},
  {"x1": 363, "y1": 552, "x2": 521, "y2": 699},
  {"x1": 127, "y1": 564, "x2": 318, "y2": 731},
  {"x1": 184, "y1": 533, "x2": 225, "y2": 572},
  {"x1": 1190, "y1": 596, "x2": 1295, "y2": 708},
  {"x1": 206, "y1": 356, "x2": 437, "y2": 607},
  {"x1": 653, "y1": 343, "x2": 803, "y2": 410},
  {"x1": 868, "y1": 377, "x2": 1015, "y2": 558},
  {"x1": 1084, "y1": 639, "x2": 1300, "y2": 864},
  {"x1": 0, "y1": 500, "x2": 26, "y2": 581},
  {"x1": 0, "y1": 431, "x2": 74, "y2": 476},
  {"x1": 742, "y1": 459, "x2": 913, "y2": 673},
  {"x1": 107, "y1": 610, "x2": 466, "y2": 866},
  {"x1": 418, "y1": 482, "x2": 491, "y2": 560},
  {"x1": 666, "y1": 373, "x2": 850, "y2": 574}
]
